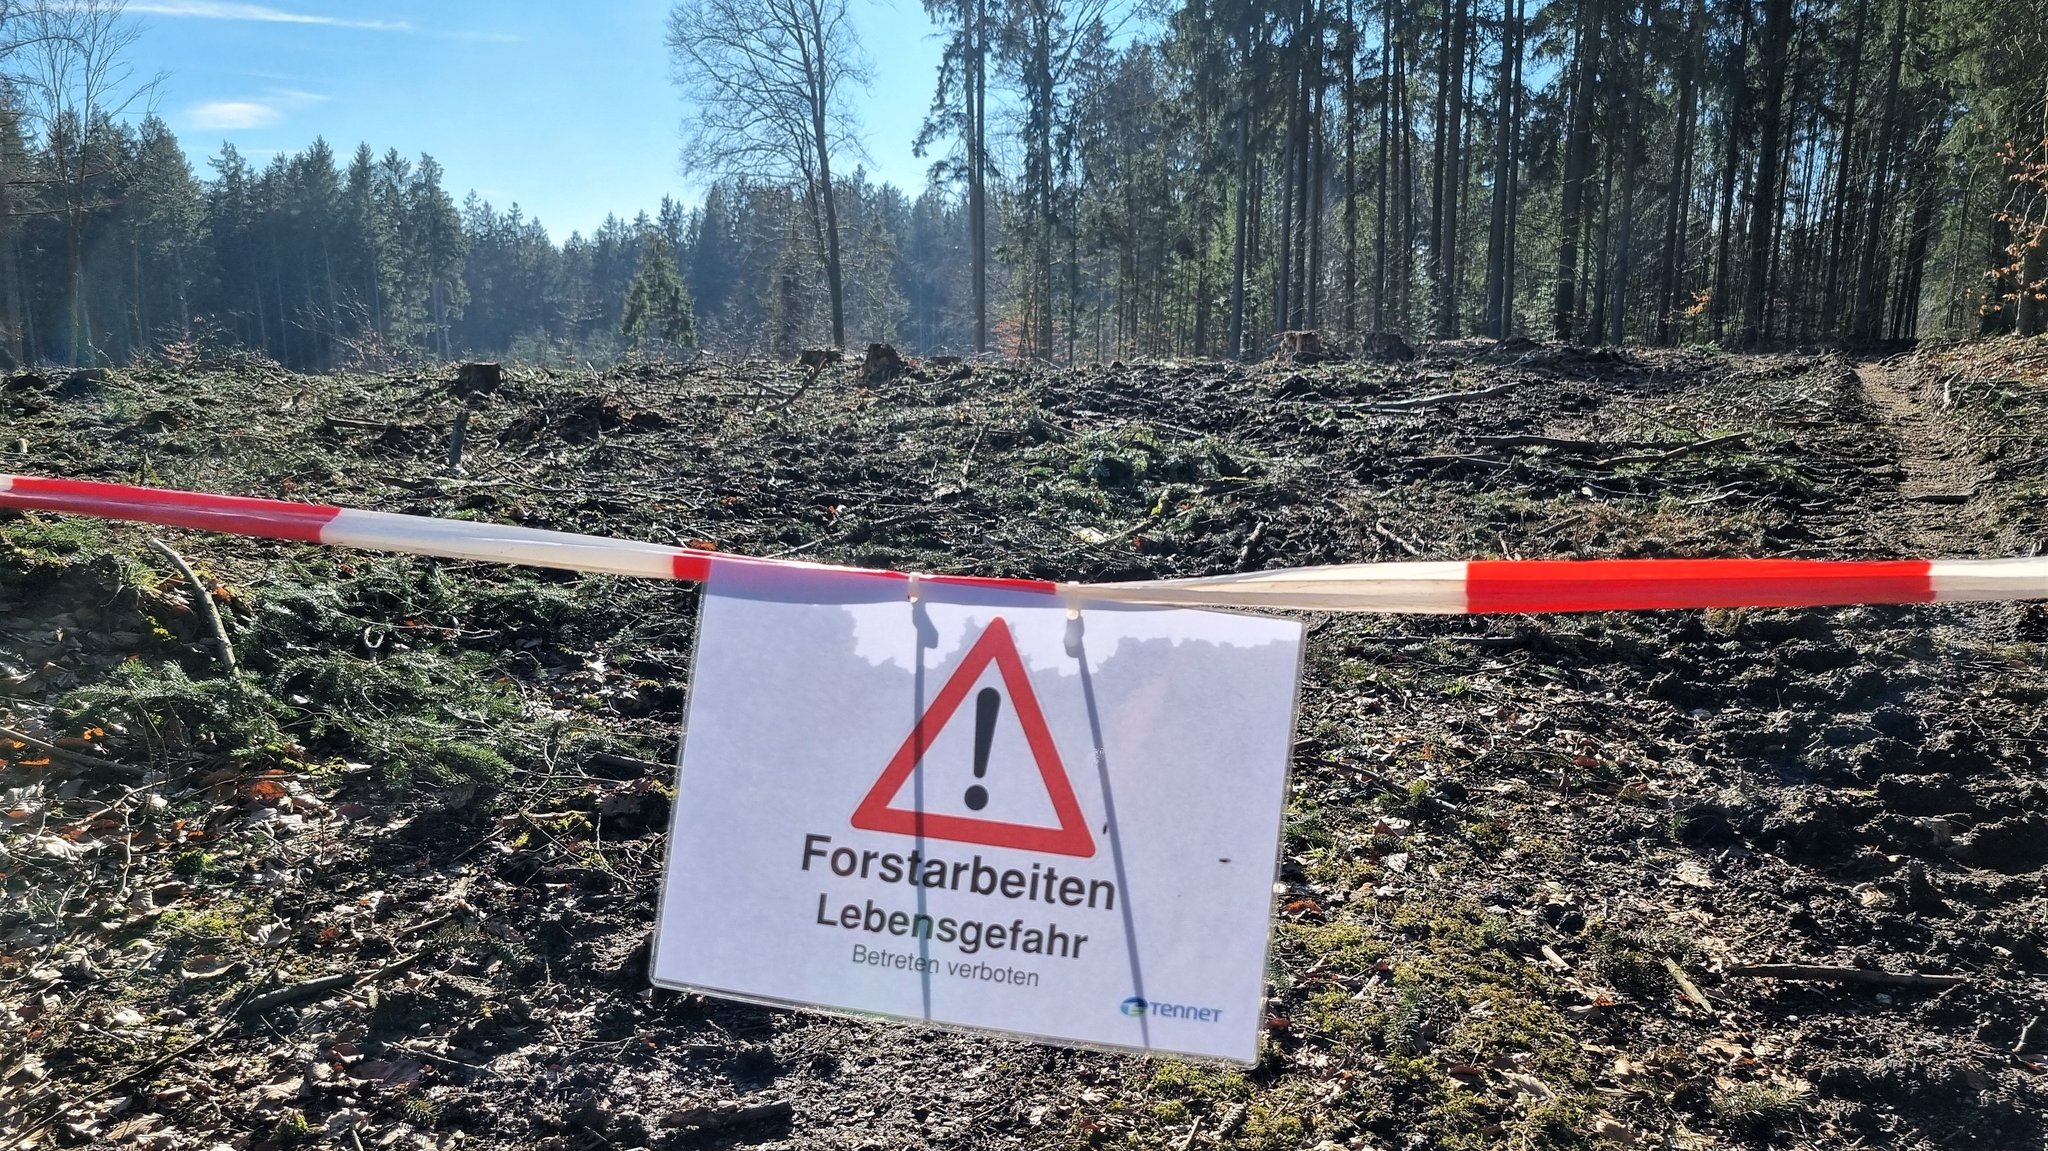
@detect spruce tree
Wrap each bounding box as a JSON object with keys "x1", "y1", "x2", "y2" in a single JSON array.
[{"x1": 622, "y1": 230, "x2": 696, "y2": 350}]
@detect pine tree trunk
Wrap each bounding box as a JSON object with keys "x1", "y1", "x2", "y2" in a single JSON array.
[
  {"x1": 1552, "y1": 0, "x2": 1602, "y2": 340},
  {"x1": 1345, "y1": 0, "x2": 1359, "y2": 336},
  {"x1": 1739, "y1": 0, "x2": 1792, "y2": 348},
  {"x1": 1228, "y1": 89, "x2": 1251, "y2": 358},
  {"x1": 1656, "y1": 1, "x2": 1698, "y2": 345},
  {"x1": 1483, "y1": 0, "x2": 1516, "y2": 338},
  {"x1": 1374, "y1": 1, "x2": 1391, "y2": 334},
  {"x1": 1820, "y1": 0, "x2": 1868, "y2": 341},
  {"x1": 1709, "y1": 1, "x2": 1750, "y2": 342},
  {"x1": 970, "y1": 0, "x2": 987, "y2": 354},
  {"x1": 1502, "y1": 0, "x2": 1522, "y2": 335},
  {"x1": 1610, "y1": 20, "x2": 1644, "y2": 347},
  {"x1": 1436, "y1": 0, "x2": 1467, "y2": 337},
  {"x1": 1851, "y1": 0, "x2": 1908, "y2": 343}
]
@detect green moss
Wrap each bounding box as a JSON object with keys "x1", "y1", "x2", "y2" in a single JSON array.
[
  {"x1": 1282, "y1": 921, "x2": 1388, "y2": 976},
  {"x1": 1709, "y1": 1082, "x2": 1811, "y2": 1136},
  {"x1": 1146, "y1": 1061, "x2": 1254, "y2": 1103},
  {"x1": 1237, "y1": 1104, "x2": 1308, "y2": 1150}
]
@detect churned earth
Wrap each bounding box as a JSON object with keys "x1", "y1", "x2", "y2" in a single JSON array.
[{"x1": 0, "y1": 337, "x2": 2045, "y2": 1151}]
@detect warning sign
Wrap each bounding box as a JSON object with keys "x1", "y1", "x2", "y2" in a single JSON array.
[
  {"x1": 652, "y1": 563, "x2": 1304, "y2": 1063},
  {"x1": 850, "y1": 617, "x2": 1095, "y2": 857}
]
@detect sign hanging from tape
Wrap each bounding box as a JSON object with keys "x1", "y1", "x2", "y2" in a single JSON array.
[{"x1": 651, "y1": 563, "x2": 1303, "y2": 1063}]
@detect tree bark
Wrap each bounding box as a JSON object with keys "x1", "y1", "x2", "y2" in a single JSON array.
[
  {"x1": 1851, "y1": 0, "x2": 1908, "y2": 343},
  {"x1": 1739, "y1": 0, "x2": 1792, "y2": 349},
  {"x1": 1483, "y1": 0, "x2": 1517, "y2": 338},
  {"x1": 1551, "y1": 0, "x2": 1602, "y2": 340},
  {"x1": 1656, "y1": 0, "x2": 1698, "y2": 344}
]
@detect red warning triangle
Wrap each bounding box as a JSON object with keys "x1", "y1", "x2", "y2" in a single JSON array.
[{"x1": 851, "y1": 617, "x2": 1096, "y2": 857}]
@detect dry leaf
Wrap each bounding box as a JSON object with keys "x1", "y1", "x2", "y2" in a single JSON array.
[
  {"x1": 180, "y1": 954, "x2": 234, "y2": 980},
  {"x1": 1674, "y1": 860, "x2": 1715, "y2": 888}
]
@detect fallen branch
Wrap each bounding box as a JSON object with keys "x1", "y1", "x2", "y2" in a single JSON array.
[
  {"x1": 0, "y1": 724, "x2": 141, "y2": 778},
  {"x1": 1595, "y1": 431, "x2": 1750, "y2": 469},
  {"x1": 1472, "y1": 434, "x2": 1619, "y2": 453},
  {"x1": 1663, "y1": 956, "x2": 1716, "y2": 1013},
  {"x1": 1725, "y1": 963, "x2": 1966, "y2": 989},
  {"x1": 660, "y1": 1100, "x2": 794, "y2": 1132},
  {"x1": 1407, "y1": 454, "x2": 1511, "y2": 470},
  {"x1": 2014, "y1": 1014, "x2": 2043, "y2": 1056},
  {"x1": 586, "y1": 750, "x2": 670, "y2": 775},
  {"x1": 1373, "y1": 520, "x2": 1424, "y2": 556},
  {"x1": 1233, "y1": 520, "x2": 1268, "y2": 571},
  {"x1": 242, "y1": 951, "x2": 423, "y2": 1016},
  {"x1": 148, "y1": 538, "x2": 237, "y2": 676},
  {"x1": 1357, "y1": 381, "x2": 1519, "y2": 412}
]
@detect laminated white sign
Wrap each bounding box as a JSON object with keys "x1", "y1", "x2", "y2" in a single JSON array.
[{"x1": 651, "y1": 562, "x2": 1303, "y2": 1063}]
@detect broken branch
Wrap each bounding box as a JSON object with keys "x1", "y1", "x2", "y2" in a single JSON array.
[
  {"x1": 1595, "y1": 431, "x2": 1751, "y2": 469},
  {"x1": 147, "y1": 538, "x2": 237, "y2": 676},
  {"x1": 1357, "y1": 381, "x2": 1519, "y2": 412},
  {"x1": 1724, "y1": 963, "x2": 1966, "y2": 989}
]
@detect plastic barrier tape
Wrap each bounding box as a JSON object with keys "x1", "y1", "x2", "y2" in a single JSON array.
[{"x1": 3, "y1": 472, "x2": 2046, "y2": 614}]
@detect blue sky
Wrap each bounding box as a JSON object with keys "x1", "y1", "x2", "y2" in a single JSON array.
[{"x1": 125, "y1": 0, "x2": 949, "y2": 240}]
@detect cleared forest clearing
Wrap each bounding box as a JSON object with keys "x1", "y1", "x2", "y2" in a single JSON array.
[{"x1": 2, "y1": 342, "x2": 2046, "y2": 1151}]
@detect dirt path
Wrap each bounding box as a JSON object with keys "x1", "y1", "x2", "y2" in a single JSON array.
[{"x1": 1856, "y1": 359, "x2": 2006, "y2": 556}]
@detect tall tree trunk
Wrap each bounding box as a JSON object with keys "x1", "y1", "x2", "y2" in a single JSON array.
[
  {"x1": 970, "y1": 0, "x2": 987, "y2": 354},
  {"x1": 1656, "y1": 0, "x2": 1699, "y2": 345},
  {"x1": 1344, "y1": 0, "x2": 1359, "y2": 336},
  {"x1": 1591, "y1": 145, "x2": 1614, "y2": 343},
  {"x1": 1608, "y1": 3, "x2": 1644, "y2": 345},
  {"x1": 1307, "y1": 28, "x2": 1325, "y2": 330},
  {"x1": 1435, "y1": 0, "x2": 1467, "y2": 337},
  {"x1": 1709, "y1": 0, "x2": 1750, "y2": 342},
  {"x1": 1228, "y1": 83, "x2": 1251, "y2": 358},
  {"x1": 1740, "y1": 0, "x2": 1792, "y2": 348},
  {"x1": 1821, "y1": 0, "x2": 1868, "y2": 341},
  {"x1": 1374, "y1": 0, "x2": 1391, "y2": 333},
  {"x1": 1396, "y1": 10, "x2": 1416, "y2": 331},
  {"x1": 1893, "y1": 152, "x2": 1937, "y2": 338},
  {"x1": 1483, "y1": 0, "x2": 1517, "y2": 338},
  {"x1": 1851, "y1": 0, "x2": 1908, "y2": 343},
  {"x1": 1501, "y1": 0, "x2": 1522, "y2": 335},
  {"x1": 1552, "y1": 0, "x2": 1602, "y2": 340}
]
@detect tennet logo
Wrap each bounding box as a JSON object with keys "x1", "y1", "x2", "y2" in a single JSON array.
[{"x1": 1118, "y1": 996, "x2": 1223, "y2": 1023}]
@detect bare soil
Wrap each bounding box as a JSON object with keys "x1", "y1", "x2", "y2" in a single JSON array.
[{"x1": 2, "y1": 340, "x2": 2045, "y2": 1151}]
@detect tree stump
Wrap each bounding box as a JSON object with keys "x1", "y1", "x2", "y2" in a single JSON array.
[
  {"x1": 1360, "y1": 332, "x2": 1417, "y2": 362},
  {"x1": 1277, "y1": 330, "x2": 1326, "y2": 359},
  {"x1": 857, "y1": 343, "x2": 907, "y2": 385},
  {"x1": 797, "y1": 347, "x2": 844, "y2": 370},
  {"x1": 454, "y1": 361, "x2": 503, "y2": 396}
]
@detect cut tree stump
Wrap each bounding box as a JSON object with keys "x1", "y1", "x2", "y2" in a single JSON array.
[
  {"x1": 1278, "y1": 330, "x2": 1326, "y2": 359},
  {"x1": 454, "y1": 361, "x2": 503, "y2": 395},
  {"x1": 858, "y1": 343, "x2": 907, "y2": 385},
  {"x1": 1360, "y1": 332, "x2": 1417, "y2": 362}
]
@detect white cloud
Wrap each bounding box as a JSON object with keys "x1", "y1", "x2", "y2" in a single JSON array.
[
  {"x1": 186, "y1": 100, "x2": 282, "y2": 129},
  {"x1": 181, "y1": 88, "x2": 325, "y2": 132},
  {"x1": 127, "y1": 2, "x2": 412, "y2": 31}
]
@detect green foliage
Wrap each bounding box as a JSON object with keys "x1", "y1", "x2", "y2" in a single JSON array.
[
  {"x1": 622, "y1": 228, "x2": 697, "y2": 349},
  {"x1": 59, "y1": 660, "x2": 285, "y2": 758}
]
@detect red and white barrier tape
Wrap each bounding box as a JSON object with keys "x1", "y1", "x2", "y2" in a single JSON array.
[{"x1": 3, "y1": 473, "x2": 2044, "y2": 614}]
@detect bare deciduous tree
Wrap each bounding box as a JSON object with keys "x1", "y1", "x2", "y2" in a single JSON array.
[
  {"x1": 12, "y1": 0, "x2": 158, "y2": 364},
  {"x1": 666, "y1": 0, "x2": 865, "y2": 349}
]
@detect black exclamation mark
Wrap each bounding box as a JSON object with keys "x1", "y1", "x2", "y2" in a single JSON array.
[{"x1": 965, "y1": 687, "x2": 1000, "y2": 811}]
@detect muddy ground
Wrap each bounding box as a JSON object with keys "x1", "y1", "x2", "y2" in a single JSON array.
[{"x1": 1, "y1": 338, "x2": 2045, "y2": 1151}]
